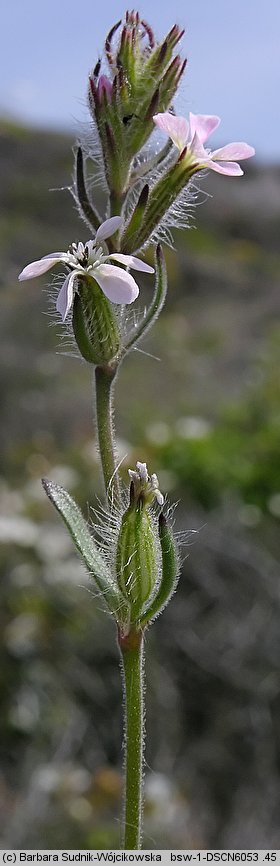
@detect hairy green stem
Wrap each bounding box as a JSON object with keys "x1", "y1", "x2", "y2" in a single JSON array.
[
  {"x1": 110, "y1": 190, "x2": 126, "y2": 221},
  {"x1": 119, "y1": 628, "x2": 145, "y2": 850},
  {"x1": 94, "y1": 364, "x2": 121, "y2": 506}
]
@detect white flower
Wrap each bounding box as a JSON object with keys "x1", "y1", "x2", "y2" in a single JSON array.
[
  {"x1": 128, "y1": 461, "x2": 164, "y2": 506},
  {"x1": 18, "y1": 217, "x2": 154, "y2": 321}
]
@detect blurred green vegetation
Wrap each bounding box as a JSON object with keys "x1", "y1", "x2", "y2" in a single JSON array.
[{"x1": 1, "y1": 120, "x2": 280, "y2": 848}]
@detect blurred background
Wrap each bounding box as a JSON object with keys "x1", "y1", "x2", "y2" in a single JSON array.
[{"x1": 1, "y1": 0, "x2": 280, "y2": 851}]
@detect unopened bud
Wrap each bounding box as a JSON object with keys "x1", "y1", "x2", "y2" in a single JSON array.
[
  {"x1": 97, "y1": 74, "x2": 113, "y2": 102},
  {"x1": 87, "y1": 14, "x2": 187, "y2": 200},
  {"x1": 116, "y1": 462, "x2": 163, "y2": 621}
]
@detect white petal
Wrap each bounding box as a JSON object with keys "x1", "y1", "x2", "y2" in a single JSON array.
[
  {"x1": 190, "y1": 132, "x2": 208, "y2": 160},
  {"x1": 95, "y1": 216, "x2": 123, "y2": 242},
  {"x1": 18, "y1": 256, "x2": 63, "y2": 281},
  {"x1": 108, "y1": 254, "x2": 154, "y2": 273},
  {"x1": 41, "y1": 252, "x2": 67, "y2": 259},
  {"x1": 93, "y1": 264, "x2": 139, "y2": 304},
  {"x1": 136, "y1": 462, "x2": 148, "y2": 482},
  {"x1": 56, "y1": 272, "x2": 77, "y2": 321},
  {"x1": 153, "y1": 112, "x2": 190, "y2": 150},
  {"x1": 189, "y1": 113, "x2": 220, "y2": 144},
  {"x1": 211, "y1": 142, "x2": 255, "y2": 161},
  {"x1": 208, "y1": 159, "x2": 244, "y2": 176}
]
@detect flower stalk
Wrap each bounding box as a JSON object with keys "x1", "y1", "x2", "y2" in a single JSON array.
[
  {"x1": 118, "y1": 627, "x2": 144, "y2": 850},
  {"x1": 95, "y1": 362, "x2": 121, "y2": 507}
]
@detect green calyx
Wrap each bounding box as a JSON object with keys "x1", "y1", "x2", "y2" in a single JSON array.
[
  {"x1": 72, "y1": 274, "x2": 120, "y2": 365},
  {"x1": 139, "y1": 512, "x2": 179, "y2": 628},
  {"x1": 120, "y1": 155, "x2": 199, "y2": 254},
  {"x1": 116, "y1": 500, "x2": 157, "y2": 622}
]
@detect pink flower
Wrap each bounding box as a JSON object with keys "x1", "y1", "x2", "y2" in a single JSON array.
[
  {"x1": 97, "y1": 75, "x2": 113, "y2": 101},
  {"x1": 18, "y1": 217, "x2": 154, "y2": 321},
  {"x1": 153, "y1": 112, "x2": 255, "y2": 176}
]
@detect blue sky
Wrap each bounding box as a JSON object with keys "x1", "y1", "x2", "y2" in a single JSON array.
[{"x1": 1, "y1": 0, "x2": 279, "y2": 161}]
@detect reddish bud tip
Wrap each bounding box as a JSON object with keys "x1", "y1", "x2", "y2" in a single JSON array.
[
  {"x1": 141, "y1": 19, "x2": 155, "y2": 49},
  {"x1": 169, "y1": 54, "x2": 182, "y2": 73},
  {"x1": 158, "y1": 40, "x2": 168, "y2": 65},
  {"x1": 145, "y1": 87, "x2": 160, "y2": 120},
  {"x1": 105, "y1": 19, "x2": 122, "y2": 64},
  {"x1": 167, "y1": 24, "x2": 185, "y2": 49},
  {"x1": 93, "y1": 59, "x2": 101, "y2": 79},
  {"x1": 176, "y1": 58, "x2": 187, "y2": 83},
  {"x1": 97, "y1": 75, "x2": 113, "y2": 102},
  {"x1": 178, "y1": 145, "x2": 188, "y2": 163}
]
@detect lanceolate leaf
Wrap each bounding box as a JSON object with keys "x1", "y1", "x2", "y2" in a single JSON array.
[{"x1": 42, "y1": 479, "x2": 128, "y2": 623}]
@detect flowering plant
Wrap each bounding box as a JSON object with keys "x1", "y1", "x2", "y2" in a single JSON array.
[{"x1": 19, "y1": 10, "x2": 254, "y2": 850}]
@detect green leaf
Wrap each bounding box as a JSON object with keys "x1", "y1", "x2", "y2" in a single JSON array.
[{"x1": 42, "y1": 479, "x2": 128, "y2": 624}]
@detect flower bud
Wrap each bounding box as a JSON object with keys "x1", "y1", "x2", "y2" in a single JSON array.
[
  {"x1": 116, "y1": 462, "x2": 163, "y2": 622},
  {"x1": 72, "y1": 274, "x2": 120, "y2": 365},
  {"x1": 87, "y1": 14, "x2": 186, "y2": 200},
  {"x1": 120, "y1": 150, "x2": 198, "y2": 253},
  {"x1": 97, "y1": 74, "x2": 113, "y2": 102}
]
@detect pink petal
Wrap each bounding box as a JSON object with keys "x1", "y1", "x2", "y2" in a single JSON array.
[
  {"x1": 108, "y1": 254, "x2": 154, "y2": 273},
  {"x1": 190, "y1": 131, "x2": 209, "y2": 160},
  {"x1": 18, "y1": 256, "x2": 63, "y2": 281},
  {"x1": 211, "y1": 142, "x2": 255, "y2": 161},
  {"x1": 97, "y1": 75, "x2": 113, "y2": 98},
  {"x1": 208, "y1": 159, "x2": 244, "y2": 176},
  {"x1": 93, "y1": 264, "x2": 139, "y2": 304},
  {"x1": 153, "y1": 113, "x2": 189, "y2": 150},
  {"x1": 95, "y1": 216, "x2": 123, "y2": 242},
  {"x1": 189, "y1": 113, "x2": 220, "y2": 144},
  {"x1": 56, "y1": 272, "x2": 77, "y2": 321}
]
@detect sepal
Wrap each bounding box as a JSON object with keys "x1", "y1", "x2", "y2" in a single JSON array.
[
  {"x1": 120, "y1": 184, "x2": 149, "y2": 254},
  {"x1": 72, "y1": 274, "x2": 121, "y2": 365},
  {"x1": 140, "y1": 512, "x2": 179, "y2": 627},
  {"x1": 116, "y1": 503, "x2": 157, "y2": 622},
  {"x1": 75, "y1": 147, "x2": 101, "y2": 234}
]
